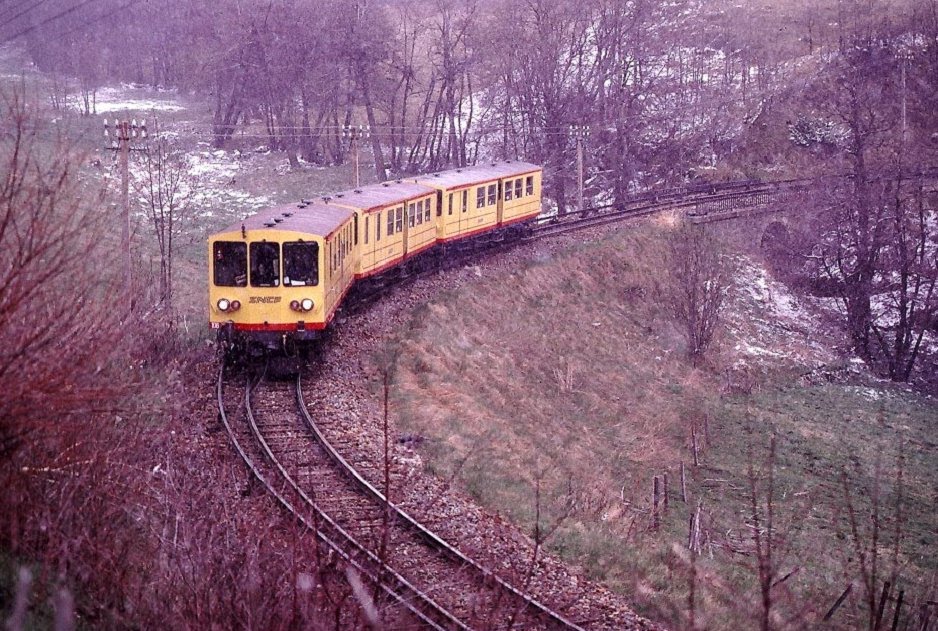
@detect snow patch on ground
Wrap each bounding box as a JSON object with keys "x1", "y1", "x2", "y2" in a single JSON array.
[
  {"x1": 87, "y1": 79, "x2": 275, "y2": 221},
  {"x1": 184, "y1": 149, "x2": 271, "y2": 217},
  {"x1": 187, "y1": 149, "x2": 240, "y2": 179},
  {"x1": 725, "y1": 258, "x2": 838, "y2": 368},
  {"x1": 92, "y1": 84, "x2": 186, "y2": 114},
  {"x1": 843, "y1": 385, "x2": 893, "y2": 401}
]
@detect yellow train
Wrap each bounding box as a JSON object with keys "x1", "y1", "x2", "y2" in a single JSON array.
[{"x1": 209, "y1": 161, "x2": 542, "y2": 355}]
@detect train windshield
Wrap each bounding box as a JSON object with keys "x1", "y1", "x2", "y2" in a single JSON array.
[
  {"x1": 250, "y1": 242, "x2": 280, "y2": 287},
  {"x1": 213, "y1": 241, "x2": 247, "y2": 287},
  {"x1": 283, "y1": 242, "x2": 319, "y2": 287}
]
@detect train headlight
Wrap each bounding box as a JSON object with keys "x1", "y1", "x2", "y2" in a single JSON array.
[
  {"x1": 230, "y1": 300, "x2": 241, "y2": 312},
  {"x1": 290, "y1": 300, "x2": 300, "y2": 311},
  {"x1": 301, "y1": 298, "x2": 314, "y2": 312},
  {"x1": 217, "y1": 298, "x2": 230, "y2": 312}
]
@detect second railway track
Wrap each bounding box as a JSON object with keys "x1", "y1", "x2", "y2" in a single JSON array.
[{"x1": 218, "y1": 364, "x2": 585, "y2": 630}]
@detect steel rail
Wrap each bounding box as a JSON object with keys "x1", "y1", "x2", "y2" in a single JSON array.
[
  {"x1": 216, "y1": 362, "x2": 459, "y2": 631},
  {"x1": 295, "y1": 376, "x2": 586, "y2": 631},
  {"x1": 530, "y1": 180, "x2": 805, "y2": 240}
]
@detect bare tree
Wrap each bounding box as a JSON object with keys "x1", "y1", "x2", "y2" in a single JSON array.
[
  {"x1": 666, "y1": 223, "x2": 732, "y2": 366},
  {"x1": 800, "y1": 39, "x2": 938, "y2": 381},
  {"x1": 134, "y1": 124, "x2": 192, "y2": 312},
  {"x1": 0, "y1": 90, "x2": 125, "y2": 459}
]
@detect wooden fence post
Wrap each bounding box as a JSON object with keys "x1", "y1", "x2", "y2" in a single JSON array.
[
  {"x1": 691, "y1": 422, "x2": 700, "y2": 466},
  {"x1": 652, "y1": 476, "x2": 660, "y2": 531},
  {"x1": 680, "y1": 461, "x2": 687, "y2": 503}
]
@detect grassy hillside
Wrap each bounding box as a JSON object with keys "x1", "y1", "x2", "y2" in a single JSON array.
[{"x1": 382, "y1": 222, "x2": 937, "y2": 629}]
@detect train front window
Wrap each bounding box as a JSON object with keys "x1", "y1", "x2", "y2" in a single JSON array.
[
  {"x1": 250, "y1": 242, "x2": 280, "y2": 287},
  {"x1": 213, "y1": 241, "x2": 247, "y2": 287},
  {"x1": 283, "y1": 241, "x2": 318, "y2": 287}
]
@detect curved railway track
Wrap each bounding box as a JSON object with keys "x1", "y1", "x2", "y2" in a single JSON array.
[
  {"x1": 215, "y1": 178, "x2": 812, "y2": 628},
  {"x1": 217, "y1": 363, "x2": 586, "y2": 630}
]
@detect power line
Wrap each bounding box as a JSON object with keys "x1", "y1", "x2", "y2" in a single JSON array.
[
  {"x1": 0, "y1": 0, "x2": 49, "y2": 26},
  {"x1": 0, "y1": 0, "x2": 132, "y2": 43}
]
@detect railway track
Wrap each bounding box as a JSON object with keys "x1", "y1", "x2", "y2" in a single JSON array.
[
  {"x1": 217, "y1": 363, "x2": 586, "y2": 630},
  {"x1": 215, "y1": 177, "x2": 809, "y2": 629},
  {"x1": 530, "y1": 178, "x2": 807, "y2": 238}
]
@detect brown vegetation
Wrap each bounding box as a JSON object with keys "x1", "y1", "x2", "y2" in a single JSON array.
[
  {"x1": 665, "y1": 223, "x2": 732, "y2": 366},
  {"x1": 0, "y1": 91, "x2": 353, "y2": 629}
]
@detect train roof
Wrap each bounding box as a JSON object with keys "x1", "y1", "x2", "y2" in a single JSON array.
[
  {"x1": 325, "y1": 180, "x2": 436, "y2": 212},
  {"x1": 415, "y1": 161, "x2": 541, "y2": 189},
  {"x1": 212, "y1": 200, "x2": 354, "y2": 239}
]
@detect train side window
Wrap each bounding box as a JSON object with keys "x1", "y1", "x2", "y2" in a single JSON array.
[
  {"x1": 387, "y1": 209, "x2": 394, "y2": 236},
  {"x1": 448, "y1": 193, "x2": 453, "y2": 216},
  {"x1": 476, "y1": 187, "x2": 485, "y2": 208},
  {"x1": 415, "y1": 202, "x2": 423, "y2": 226},
  {"x1": 515, "y1": 179, "x2": 523, "y2": 198},
  {"x1": 526, "y1": 176, "x2": 534, "y2": 195},
  {"x1": 283, "y1": 241, "x2": 319, "y2": 287},
  {"x1": 376, "y1": 212, "x2": 382, "y2": 241},
  {"x1": 424, "y1": 199, "x2": 431, "y2": 222},
  {"x1": 408, "y1": 203, "x2": 416, "y2": 228},
  {"x1": 504, "y1": 179, "x2": 514, "y2": 201},
  {"x1": 354, "y1": 214, "x2": 359, "y2": 245},
  {"x1": 250, "y1": 241, "x2": 280, "y2": 287},
  {"x1": 487, "y1": 184, "x2": 497, "y2": 206},
  {"x1": 213, "y1": 241, "x2": 247, "y2": 287},
  {"x1": 461, "y1": 190, "x2": 468, "y2": 213},
  {"x1": 396, "y1": 206, "x2": 404, "y2": 232},
  {"x1": 364, "y1": 216, "x2": 369, "y2": 244}
]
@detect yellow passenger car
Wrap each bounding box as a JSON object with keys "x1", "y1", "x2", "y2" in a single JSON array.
[
  {"x1": 326, "y1": 180, "x2": 438, "y2": 279},
  {"x1": 208, "y1": 200, "x2": 356, "y2": 354},
  {"x1": 416, "y1": 161, "x2": 542, "y2": 242}
]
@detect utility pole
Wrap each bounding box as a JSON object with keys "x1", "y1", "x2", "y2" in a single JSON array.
[
  {"x1": 569, "y1": 124, "x2": 590, "y2": 215},
  {"x1": 343, "y1": 124, "x2": 370, "y2": 188},
  {"x1": 105, "y1": 118, "x2": 147, "y2": 300},
  {"x1": 898, "y1": 51, "x2": 912, "y2": 150}
]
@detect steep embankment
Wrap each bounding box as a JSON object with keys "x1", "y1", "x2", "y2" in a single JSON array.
[{"x1": 383, "y1": 221, "x2": 938, "y2": 629}]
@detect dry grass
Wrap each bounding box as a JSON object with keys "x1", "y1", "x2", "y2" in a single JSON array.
[{"x1": 382, "y1": 224, "x2": 938, "y2": 629}]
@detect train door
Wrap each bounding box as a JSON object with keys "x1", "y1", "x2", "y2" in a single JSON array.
[
  {"x1": 403, "y1": 201, "x2": 411, "y2": 255},
  {"x1": 446, "y1": 192, "x2": 453, "y2": 238},
  {"x1": 496, "y1": 180, "x2": 504, "y2": 225},
  {"x1": 459, "y1": 188, "x2": 468, "y2": 235}
]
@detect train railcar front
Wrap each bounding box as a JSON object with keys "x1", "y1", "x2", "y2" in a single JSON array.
[{"x1": 208, "y1": 201, "x2": 356, "y2": 356}]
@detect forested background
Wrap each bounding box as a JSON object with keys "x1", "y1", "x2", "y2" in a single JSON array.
[{"x1": 5, "y1": 0, "x2": 937, "y2": 206}]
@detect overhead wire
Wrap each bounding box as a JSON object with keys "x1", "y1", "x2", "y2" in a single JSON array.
[
  {"x1": 0, "y1": 0, "x2": 146, "y2": 43},
  {"x1": 0, "y1": 0, "x2": 50, "y2": 25}
]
